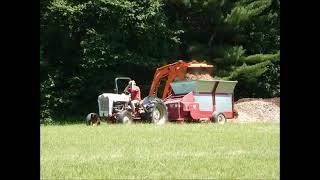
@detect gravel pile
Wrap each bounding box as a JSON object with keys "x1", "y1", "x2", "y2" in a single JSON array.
[
  {"x1": 185, "y1": 73, "x2": 214, "y2": 80},
  {"x1": 185, "y1": 61, "x2": 214, "y2": 80},
  {"x1": 232, "y1": 98, "x2": 280, "y2": 123},
  {"x1": 236, "y1": 97, "x2": 280, "y2": 107}
]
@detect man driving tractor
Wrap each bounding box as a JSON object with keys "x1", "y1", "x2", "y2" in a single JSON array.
[{"x1": 124, "y1": 80, "x2": 141, "y2": 113}]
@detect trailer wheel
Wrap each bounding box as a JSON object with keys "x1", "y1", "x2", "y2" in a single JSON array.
[
  {"x1": 118, "y1": 110, "x2": 133, "y2": 124},
  {"x1": 213, "y1": 113, "x2": 227, "y2": 124},
  {"x1": 86, "y1": 113, "x2": 100, "y2": 126}
]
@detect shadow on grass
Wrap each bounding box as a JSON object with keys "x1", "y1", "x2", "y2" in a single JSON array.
[
  {"x1": 40, "y1": 116, "x2": 86, "y2": 126},
  {"x1": 40, "y1": 119, "x2": 234, "y2": 126}
]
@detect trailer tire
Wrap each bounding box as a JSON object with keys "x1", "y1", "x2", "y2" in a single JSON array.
[
  {"x1": 213, "y1": 113, "x2": 227, "y2": 124},
  {"x1": 86, "y1": 113, "x2": 100, "y2": 126},
  {"x1": 118, "y1": 110, "x2": 133, "y2": 124}
]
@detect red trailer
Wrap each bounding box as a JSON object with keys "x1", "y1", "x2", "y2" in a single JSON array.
[{"x1": 164, "y1": 80, "x2": 238, "y2": 124}]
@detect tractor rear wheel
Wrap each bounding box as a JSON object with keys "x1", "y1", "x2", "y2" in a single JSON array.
[
  {"x1": 213, "y1": 113, "x2": 227, "y2": 124},
  {"x1": 141, "y1": 96, "x2": 168, "y2": 125},
  {"x1": 118, "y1": 110, "x2": 133, "y2": 124},
  {"x1": 149, "y1": 103, "x2": 168, "y2": 125}
]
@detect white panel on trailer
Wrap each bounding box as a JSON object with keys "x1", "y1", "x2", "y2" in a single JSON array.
[
  {"x1": 215, "y1": 94, "x2": 233, "y2": 113},
  {"x1": 194, "y1": 94, "x2": 213, "y2": 111}
]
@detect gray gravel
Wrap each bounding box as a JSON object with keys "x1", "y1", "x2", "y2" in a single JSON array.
[{"x1": 230, "y1": 98, "x2": 280, "y2": 123}]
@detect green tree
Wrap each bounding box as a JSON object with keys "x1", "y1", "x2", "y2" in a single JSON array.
[
  {"x1": 164, "y1": 0, "x2": 280, "y2": 98},
  {"x1": 40, "y1": 0, "x2": 280, "y2": 121},
  {"x1": 40, "y1": 0, "x2": 182, "y2": 120}
]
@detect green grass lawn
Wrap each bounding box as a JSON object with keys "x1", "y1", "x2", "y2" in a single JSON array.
[{"x1": 41, "y1": 123, "x2": 279, "y2": 179}]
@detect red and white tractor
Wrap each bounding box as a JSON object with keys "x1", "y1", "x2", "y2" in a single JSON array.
[{"x1": 86, "y1": 60, "x2": 237, "y2": 125}]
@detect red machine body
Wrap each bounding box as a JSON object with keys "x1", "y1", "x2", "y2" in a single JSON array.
[
  {"x1": 165, "y1": 92, "x2": 235, "y2": 122},
  {"x1": 148, "y1": 60, "x2": 238, "y2": 123},
  {"x1": 164, "y1": 80, "x2": 237, "y2": 122}
]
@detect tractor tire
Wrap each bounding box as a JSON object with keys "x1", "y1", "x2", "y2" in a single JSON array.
[
  {"x1": 149, "y1": 103, "x2": 168, "y2": 125},
  {"x1": 118, "y1": 110, "x2": 133, "y2": 124},
  {"x1": 141, "y1": 96, "x2": 168, "y2": 125},
  {"x1": 86, "y1": 113, "x2": 100, "y2": 126},
  {"x1": 212, "y1": 113, "x2": 227, "y2": 124}
]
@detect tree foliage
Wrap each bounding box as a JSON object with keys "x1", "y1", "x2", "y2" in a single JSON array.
[{"x1": 40, "y1": 0, "x2": 280, "y2": 121}]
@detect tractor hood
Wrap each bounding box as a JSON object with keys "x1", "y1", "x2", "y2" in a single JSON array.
[
  {"x1": 99, "y1": 93, "x2": 130, "y2": 102},
  {"x1": 170, "y1": 80, "x2": 238, "y2": 94},
  {"x1": 98, "y1": 93, "x2": 130, "y2": 117}
]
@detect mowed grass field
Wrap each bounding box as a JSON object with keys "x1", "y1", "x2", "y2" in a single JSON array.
[{"x1": 41, "y1": 123, "x2": 279, "y2": 179}]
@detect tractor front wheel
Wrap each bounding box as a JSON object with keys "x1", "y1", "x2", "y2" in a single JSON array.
[
  {"x1": 118, "y1": 110, "x2": 133, "y2": 124},
  {"x1": 86, "y1": 113, "x2": 101, "y2": 126},
  {"x1": 213, "y1": 113, "x2": 227, "y2": 124}
]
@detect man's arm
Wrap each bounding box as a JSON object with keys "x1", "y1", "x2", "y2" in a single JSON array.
[{"x1": 124, "y1": 84, "x2": 130, "y2": 92}]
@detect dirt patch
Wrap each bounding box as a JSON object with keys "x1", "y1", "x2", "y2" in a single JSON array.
[{"x1": 229, "y1": 97, "x2": 280, "y2": 123}]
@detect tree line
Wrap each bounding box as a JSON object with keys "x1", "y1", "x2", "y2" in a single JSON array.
[{"x1": 40, "y1": 0, "x2": 280, "y2": 122}]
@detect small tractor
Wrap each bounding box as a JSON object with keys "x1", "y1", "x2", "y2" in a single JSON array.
[
  {"x1": 87, "y1": 60, "x2": 238, "y2": 125},
  {"x1": 87, "y1": 77, "x2": 168, "y2": 125}
]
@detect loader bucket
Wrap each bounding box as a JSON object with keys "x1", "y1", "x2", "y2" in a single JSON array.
[
  {"x1": 187, "y1": 63, "x2": 213, "y2": 72},
  {"x1": 185, "y1": 62, "x2": 214, "y2": 79}
]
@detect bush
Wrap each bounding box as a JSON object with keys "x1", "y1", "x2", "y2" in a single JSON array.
[
  {"x1": 240, "y1": 52, "x2": 279, "y2": 64},
  {"x1": 227, "y1": 61, "x2": 271, "y2": 99},
  {"x1": 256, "y1": 61, "x2": 280, "y2": 97}
]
